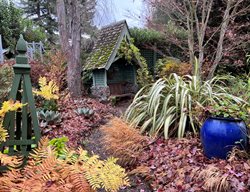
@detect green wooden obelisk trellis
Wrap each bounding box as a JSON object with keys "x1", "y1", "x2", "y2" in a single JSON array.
[{"x1": 0, "y1": 35, "x2": 41, "y2": 157}]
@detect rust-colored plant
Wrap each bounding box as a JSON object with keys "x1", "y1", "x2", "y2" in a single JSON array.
[
  {"x1": 101, "y1": 117, "x2": 148, "y2": 167},
  {"x1": 30, "y1": 50, "x2": 67, "y2": 91},
  {"x1": 199, "y1": 165, "x2": 230, "y2": 192},
  {"x1": 44, "y1": 50, "x2": 67, "y2": 91},
  {"x1": 30, "y1": 60, "x2": 48, "y2": 86},
  {"x1": 0, "y1": 137, "x2": 129, "y2": 192}
]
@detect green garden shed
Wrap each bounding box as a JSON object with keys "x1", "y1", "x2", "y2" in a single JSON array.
[{"x1": 85, "y1": 20, "x2": 140, "y2": 100}]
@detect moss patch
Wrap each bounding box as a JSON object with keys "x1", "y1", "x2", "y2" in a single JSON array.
[{"x1": 85, "y1": 38, "x2": 119, "y2": 70}]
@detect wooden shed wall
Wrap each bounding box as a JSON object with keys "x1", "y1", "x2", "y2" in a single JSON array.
[
  {"x1": 140, "y1": 49, "x2": 162, "y2": 74},
  {"x1": 93, "y1": 69, "x2": 106, "y2": 87},
  {"x1": 107, "y1": 61, "x2": 135, "y2": 84}
]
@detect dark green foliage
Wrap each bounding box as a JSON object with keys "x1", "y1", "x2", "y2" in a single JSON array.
[
  {"x1": 0, "y1": 64, "x2": 13, "y2": 104},
  {"x1": 130, "y1": 28, "x2": 165, "y2": 46},
  {"x1": 224, "y1": 75, "x2": 250, "y2": 125},
  {"x1": 23, "y1": 20, "x2": 47, "y2": 43},
  {"x1": 209, "y1": 101, "x2": 248, "y2": 121},
  {"x1": 20, "y1": 0, "x2": 97, "y2": 44},
  {"x1": 0, "y1": 0, "x2": 24, "y2": 50},
  {"x1": 226, "y1": 75, "x2": 250, "y2": 104},
  {"x1": 21, "y1": 0, "x2": 57, "y2": 43},
  {"x1": 130, "y1": 27, "x2": 186, "y2": 61},
  {"x1": 42, "y1": 99, "x2": 58, "y2": 111}
]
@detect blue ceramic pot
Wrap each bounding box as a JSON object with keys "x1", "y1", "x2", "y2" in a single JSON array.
[{"x1": 201, "y1": 116, "x2": 248, "y2": 159}]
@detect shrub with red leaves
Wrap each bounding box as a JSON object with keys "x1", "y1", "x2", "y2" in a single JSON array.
[{"x1": 30, "y1": 60, "x2": 48, "y2": 86}]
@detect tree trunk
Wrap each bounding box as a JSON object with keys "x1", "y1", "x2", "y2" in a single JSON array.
[
  {"x1": 207, "y1": 0, "x2": 235, "y2": 79},
  {"x1": 56, "y1": 0, "x2": 69, "y2": 55},
  {"x1": 56, "y1": 0, "x2": 82, "y2": 98},
  {"x1": 67, "y1": 0, "x2": 82, "y2": 97}
]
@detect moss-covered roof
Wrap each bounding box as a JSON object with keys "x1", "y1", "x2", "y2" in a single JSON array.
[{"x1": 85, "y1": 20, "x2": 130, "y2": 70}]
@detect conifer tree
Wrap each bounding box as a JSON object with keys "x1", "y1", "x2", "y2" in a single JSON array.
[{"x1": 21, "y1": 0, "x2": 57, "y2": 43}]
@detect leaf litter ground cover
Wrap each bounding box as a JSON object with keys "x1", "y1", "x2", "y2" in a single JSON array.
[
  {"x1": 44, "y1": 96, "x2": 118, "y2": 147},
  {"x1": 139, "y1": 136, "x2": 250, "y2": 192}
]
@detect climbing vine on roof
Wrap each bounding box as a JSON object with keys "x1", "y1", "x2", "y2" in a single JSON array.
[{"x1": 118, "y1": 38, "x2": 153, "y2": 87}]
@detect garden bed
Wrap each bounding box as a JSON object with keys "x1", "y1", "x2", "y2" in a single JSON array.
[
  {"x1": 46, "y1": 97, "x2": 250, "y2": 192},
  {"x1": 139, "y1": 136, "x2": 250, "y2": 192},
  {"x1": 43, "y1": 96, "x2": 118, "y2": 147}
]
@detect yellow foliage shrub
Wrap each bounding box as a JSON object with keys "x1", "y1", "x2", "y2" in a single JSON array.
[
  {"x1": 156, "y1": 57, "x2": 192, "y2": 78},
  {"x1": 101, "y1": 117, "x2": 148, "y2": 167},
  {"x1": 33, "y1": 77, "x2": 59, "y2": 100},
  {"x1": 0, "y1": 100, "x2": 25, "y2": 118},
  {"x1": 0, "y1": 100, "x2": 25, "y2": 142}
]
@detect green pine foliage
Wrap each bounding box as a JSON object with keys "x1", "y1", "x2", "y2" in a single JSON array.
[
  {"x1": 0, "y1": 0, "x2": 24, "y2": 50},
  {"x1": 21, "y1": 0, "x2": 57, "y2": 43}
]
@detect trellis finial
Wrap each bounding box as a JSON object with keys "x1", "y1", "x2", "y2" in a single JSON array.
[{"x1": 16, "y1": 35, "x2": 27, "y2": 54}]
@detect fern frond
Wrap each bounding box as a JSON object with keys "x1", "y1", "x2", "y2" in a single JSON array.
[
  {"x1": 0, "y1": 169, "x2": 24, "y2": 191},
  {"x1": 0, "y1": 152, "x2": 23, "y2": 168},
  {"x1": 0, "y1": 137, "x2": 130, "y2": 192},
  {"x1": 80, "y1": 152, "x2": 130, "y2": 192},
  {"x1": 99, "y1": 157, "x2": 130, "y2": 192},
  {"x1": 69, "y1": 173, "x2": 92, "y2": 192},
  {"x1": 29, "y1": 137, "x2": 54, "y2": 163},
  {"x1": 25, "y1": 155, "x2": 60, "y2": 182}
]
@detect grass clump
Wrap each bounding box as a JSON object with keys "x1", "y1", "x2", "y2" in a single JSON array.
[{"x1": 101, "y1": 117, "x2": 147, "y2": 167}]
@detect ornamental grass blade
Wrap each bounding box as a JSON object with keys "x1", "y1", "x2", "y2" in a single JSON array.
[
  {"x1": 141, "y1": 117, "x2": 153, "y2": 134},
  {"x1": 164, "y1": 115, "x2": 174, "y2": 139},
  {"x1": 178, "y1": 113, "x2": 187, "y2": 138}
]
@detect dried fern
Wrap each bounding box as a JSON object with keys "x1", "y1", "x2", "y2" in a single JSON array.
[
  {"x1": 0, "y1": 137, "x2": 129, "y2": 192},
  {"x1": 69, "y1": 173, "x2": 92, "y2": 192},
  {"x1": 101, "y1": 117, "x2": 148, "y2": 167},
  {"x1": 0, "y1": 152, "x2": 23, "y2": 168},
  {"x1": 29, "y1": 137, "x2": 52, "y2": 163},
  {"x1": 128, "y1": 165, "x2": 152, "y2": 179}
]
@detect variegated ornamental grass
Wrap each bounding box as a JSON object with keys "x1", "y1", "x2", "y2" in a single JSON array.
[{"x1": 125, "y1": 73, "x2": 246, "y2": 139}]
